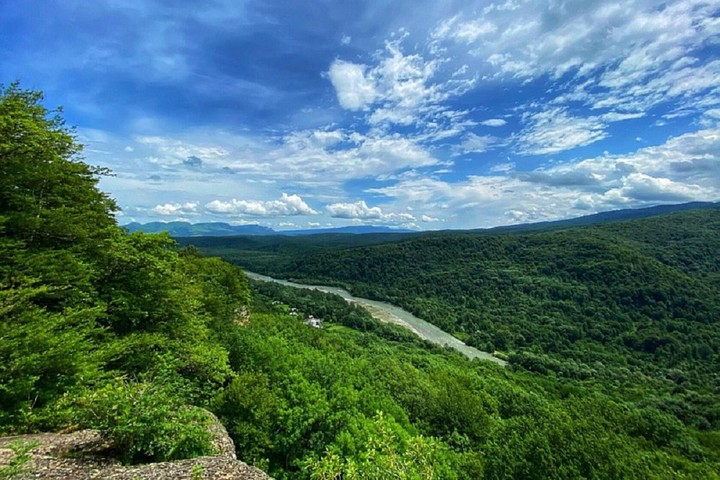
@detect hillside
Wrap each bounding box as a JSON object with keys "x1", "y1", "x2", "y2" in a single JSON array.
[{"x1": 192, "y1": 207, "x2": 720, "y2": 431}]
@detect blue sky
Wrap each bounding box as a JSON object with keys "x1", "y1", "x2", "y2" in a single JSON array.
[{"x1": 2, "y1": 0, "x2": 719, "y2": 230}]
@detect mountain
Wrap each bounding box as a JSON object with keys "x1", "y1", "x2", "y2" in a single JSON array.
[
  {"x1": 280, "y1": 225, "x2": 414, "y2": 235},
  {"x1": 479, "y1": 201, "x2": 719, "y2": 233},
  {"x1": 123, "y1": 221, "x2": 413, "y2": 236},
  {"x1": 124, "y1": 202, "x2": 718, "y2": 238},
  {"x1": 123, "y1": 221, "x2": 275, "y2": 236}
]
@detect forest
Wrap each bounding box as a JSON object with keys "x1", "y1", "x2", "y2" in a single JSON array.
[
  {"x1": 193, "y1": 207, "x2": 720, "y2": 434},
  {"x1": 2, "y1": 83, "x2": 720, "y2": 479}
]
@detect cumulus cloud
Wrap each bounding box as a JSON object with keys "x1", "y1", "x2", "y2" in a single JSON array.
[
  {"x1": 605, "y1": 172, "x2": 711, "y2": 203},
  {"x1": 151, "y1": 202, "x2": 199, "y2": 215},
  {"x1": 205, "y1": 193, "x2": 318, "y2": 216},
  {"x1": 327, "y1": 61, "x2": 379, "y2": 110},
  {"x1": 327, "y1": 200, "x2": 383, "y2": 219},
  {"x1": 328, "y1": 37, "x2": 477, "y2": 139},
  {"x1": 326, "y1": 200, "x2": 416, "y2": 224}
]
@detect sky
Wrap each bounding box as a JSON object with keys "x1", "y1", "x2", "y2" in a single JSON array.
[{"x1": 2, "y1": 0, "x2": 719, "y2": 230}]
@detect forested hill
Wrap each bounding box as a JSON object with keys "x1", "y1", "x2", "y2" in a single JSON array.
[
  {"x1": 284, "y1": 207, "x2": 720, "y2": 354},
  {"x1": 192, "y1": 207, "x2": 720, "y2": 429}
]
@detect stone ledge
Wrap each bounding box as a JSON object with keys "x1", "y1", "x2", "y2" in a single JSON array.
[{"x1": 0, "y1": 413, "x2": 271, "y2": 480}]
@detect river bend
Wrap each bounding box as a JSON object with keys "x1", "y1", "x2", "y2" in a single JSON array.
[{"x1": 246, "y1": 271, "x2": 506, "y2": 366}]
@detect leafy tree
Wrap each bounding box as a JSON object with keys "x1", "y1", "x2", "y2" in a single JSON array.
[
  {"x1": 0, "y1": 82, "x2": 117, "y2": 249},
  {"x1": 307, "y1": 412, "x2": 458, "y2": 480}
]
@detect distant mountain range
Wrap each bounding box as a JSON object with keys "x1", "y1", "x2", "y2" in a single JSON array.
[
  {"x1": 123, "y1": 221, "x2": 413, "y2": 237},
  {"x1": 478, "y1": 201, "x2": 720, "y2": 233},
  {"x1": 123, "y1": 202, "x2": 718, "y2": 238}
]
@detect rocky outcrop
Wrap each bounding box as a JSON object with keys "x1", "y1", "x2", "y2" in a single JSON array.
[{"x1": 0, "y1": 414, "x2": 271, "y2": 480}]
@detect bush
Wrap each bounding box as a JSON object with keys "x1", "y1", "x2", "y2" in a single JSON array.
[{"x1": 70, "y1": 378, "x2": 215, "y2": 464}]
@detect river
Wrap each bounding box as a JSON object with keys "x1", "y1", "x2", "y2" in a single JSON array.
[{"x1": 245, "y1": 271, "x2": 506, "y2": 366}]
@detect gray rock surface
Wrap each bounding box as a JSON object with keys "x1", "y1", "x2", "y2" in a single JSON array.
[{"x1": 0, "y1": 413, "x2": 271, "y2": 480}]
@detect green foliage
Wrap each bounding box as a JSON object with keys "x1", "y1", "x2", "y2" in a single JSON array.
[
  {"x1": 69, "y1": 378, "x2": 214, "y2": 464},
  {"x1": 190, "y1": 210, "x2": 720, "y2": 478},
  {"x1": 0, "y1": 82, "x2": 117, "y2": 249},
  {"x1": 307, "y1": 412, "x2": 457, "y2": 480},
  {"x1": 196, "y1": 209, "x2": 720, "y2": 431},
  {"x1": 209, "y1": 284, "x2": 720, "y2": 479},
  {"x1": 0, "y1": 84, "x2": 248, "y2": 464}
]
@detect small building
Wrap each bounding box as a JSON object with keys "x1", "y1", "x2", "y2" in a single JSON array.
[{"x1": 305, "y1": 315, "x2": 323, "y2": 329}]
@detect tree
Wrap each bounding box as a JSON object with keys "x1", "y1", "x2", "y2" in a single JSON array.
[
  {"x1": 0, "y1": 82, "x2": 117, "y2": 249},
  {"x1": 0, "y1": 84, "x2": 115, "y2": 429}
]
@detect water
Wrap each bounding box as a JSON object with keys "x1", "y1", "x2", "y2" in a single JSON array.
[{"x1": 246, "y1": 271, "x2": 506, "y2": 366}]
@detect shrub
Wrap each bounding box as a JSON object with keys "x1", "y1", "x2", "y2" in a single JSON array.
[{"x1": 70, "y1": 378, "x2": 214, "y2": 464}]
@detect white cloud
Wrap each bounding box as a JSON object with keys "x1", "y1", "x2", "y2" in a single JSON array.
[
  {"x1": 276, "y1": 132, "x2": 440, "y2": 180},
  {"x1": 489, "y1": 162, "x2": 515, "y2": 173},
  {"x1": 600, "y1": 111, "x2": 645, "y2": 122},
  {"x1": 368, "y1": 127, "x2": 720, "y2": 228},
  {"x1": 326, "y1": 200, "x2": 417, "y2": 224},
  {"x1": 431, "y1": 0, "x2": 720, "y2": 118},
  {"x1": 435, "y1": 1, "x2": 718, "y2": 79},
  {"x1": 480, "y1": 118, "x2": 507, "y2": 127},
  {"x1": 72, "y1": 2, "x2": 720, "y2": 230},
  {"x1": 604, "y1": 172, "x2": 711, "y2": 203},
  {"x1": 327, "y1": 200, "x2": 383, "y2": 219},
  {"x1": 151, "y1": 202, "x2": 198, "y2": 215},
  {"x1": 327, "y1": 37, "x2": 477, "y2": 139},
  {"x1": 327, "y1": 60, "x2": 378, "y2": 110},
  {"x1": 134, "y1": 135, "x2": 229, "y2": 166},
  {"x1": 205, "y1": 193, "x2": 318, "y2": 217},
  {"x1": 517, "y1": 108, "x2": 607, "y2": 155},
  {"x1": 460, "y1": 133, "x2": 496, "y2": 153}
]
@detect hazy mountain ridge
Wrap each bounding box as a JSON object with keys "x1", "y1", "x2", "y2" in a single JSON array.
[
  {"x1": 126, "y1": 202, "x2": 718, "y2": 238},
  {"x1": 124, "y1": 221, "x2": 413, "y2": 237}
]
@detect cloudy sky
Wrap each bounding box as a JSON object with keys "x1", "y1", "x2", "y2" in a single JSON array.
[{"x1": 2, "y1": 0, "x2": 719, "y2": 230}]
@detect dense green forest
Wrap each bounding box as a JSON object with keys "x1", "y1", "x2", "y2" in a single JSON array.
[
  {"x1": 3, "y1": 83, "x2": 720, "y2": 479},
  {"x1": 195, "y1": 209, "x2": 720, "y2": 433}
]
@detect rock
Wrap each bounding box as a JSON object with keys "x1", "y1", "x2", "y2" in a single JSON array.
[{"x1": 0, "y1": 412, "x2": 272, "y2": 480}]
